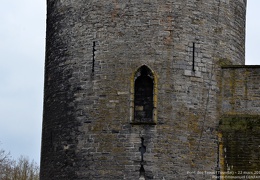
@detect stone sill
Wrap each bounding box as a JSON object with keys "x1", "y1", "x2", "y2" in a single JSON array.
[{"x1": 130, "y1": 122, "x2": 157, "y2": 125}]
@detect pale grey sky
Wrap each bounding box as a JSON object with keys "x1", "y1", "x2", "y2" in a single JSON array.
[
  {"x1": 246, "y1": 1, "x2": 260, "y2": 65},
  {"x1": 0, "y1": 1, "x2": 259, "y2": 165},
  {"x1": 0, "y1": 0, "x2": 45, "y2": 164}
]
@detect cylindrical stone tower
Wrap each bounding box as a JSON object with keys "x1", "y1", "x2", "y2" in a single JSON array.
[{"x1": 40, "y1": 0, "x2": 246, "y2": 179}]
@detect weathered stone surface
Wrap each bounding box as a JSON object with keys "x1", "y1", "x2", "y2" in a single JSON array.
[
  {"x1": 219, "y1": 66, "x2": 260, "y2": 178},
  {"x1": 219, "y1": 115, "x2": 260, "y2": 178},
  {"x1": 221, "y1": 66, "x2": 260, "y2": 115},
  {"x1": 40, "y1": 1, "x2": 254, "y2": 180}
]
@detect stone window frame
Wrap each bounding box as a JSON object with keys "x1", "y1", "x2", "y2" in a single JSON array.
[{"x1": 130, "y1": 65, "x2": 158, "y2": 125}]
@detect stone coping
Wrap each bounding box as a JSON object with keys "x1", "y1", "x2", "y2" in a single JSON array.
[{"x1": 221, "y1": 65, "x2": 260, "y2": 69}]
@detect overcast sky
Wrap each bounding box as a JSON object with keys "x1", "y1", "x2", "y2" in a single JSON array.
[
  {"x1": 0, "y1": 0, "x2": 45, "y2": 164},
  {"x1": 246, "y1": 1, "x2": 260, "y2": 65},
  {"x1": 0, "y1": 1, "x2": 259, "y2": 165}
]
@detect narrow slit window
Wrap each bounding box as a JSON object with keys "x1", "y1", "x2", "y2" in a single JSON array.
[
  {"x1": 131, "y1": 65, "x2": 157, "y2": 124},
  {"x1": 192, "y1": 42, "x2": 195, "y2": 71},
  {"x1": 92, "y1": 41, "x2": 96, "y2": 74}
]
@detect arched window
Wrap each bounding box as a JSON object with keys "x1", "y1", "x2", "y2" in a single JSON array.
[{"x1": 130, "y1": 65, "x2": 157, "y2": 124}]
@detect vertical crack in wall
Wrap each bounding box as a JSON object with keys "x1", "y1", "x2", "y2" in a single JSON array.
[
  {"x1": 139, "y1": 137, "x2": 146, "y2": 179},
  {"x1": 197, "y1": 0, "x2": 222, "y2": 152}
]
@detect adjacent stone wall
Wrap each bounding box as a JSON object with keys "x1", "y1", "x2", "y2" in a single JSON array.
[
  {"x1": 221, "y1": 66, "x2": 260, "y2": 115},
  {"x1": 219, "y1": 115, "x2": 260, "y2": 178},
  {"x1": 220, "y1": 66, "x2": 260, "y2": 178}
]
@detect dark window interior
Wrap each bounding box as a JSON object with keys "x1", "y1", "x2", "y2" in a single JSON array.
[{"x1": 134, "y1": 67, "x2": 154, "y2": 123}]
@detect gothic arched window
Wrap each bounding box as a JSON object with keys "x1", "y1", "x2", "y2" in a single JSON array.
[{"x1": 130, "y1": 65, "x2": 157, "y2": 125}]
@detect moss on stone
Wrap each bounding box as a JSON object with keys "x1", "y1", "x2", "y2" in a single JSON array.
[
  {"x1": 219, "y1": 114, "x2": 260, "y2": 174},
  {"x1": 219, "y1": 114, "x2": 260, "y2": 131},
  {"x1": 217, "y1": 58, "x2": 233, "y2": 66}
]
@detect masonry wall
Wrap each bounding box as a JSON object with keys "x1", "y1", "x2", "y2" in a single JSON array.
[
  {"x1": 219, "y1": 115, "x2": 260, "y2": 178},
  {"x1": 220, "y1": 66, "x2": 260, "y2": 178},
  {"x1": 221, "y1": 66, "x2": 260, "y2": 115},
  {"x1": 41, "y1": 1, "x2": 247, "y2": 179}
]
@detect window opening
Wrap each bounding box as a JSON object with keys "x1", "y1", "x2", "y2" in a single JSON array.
[
  {"x1": 130, "y1": 65, "x2": 157, "y2": 125},
  {"x1": 192, "y1": 42, "x2": 195, "y2": 71},
  {"x1": 92, "y1": 41, "x2": 96, "y2": 74},
  {"x1": 134, "y1": 66, "x2": 154, "y2": 123}
]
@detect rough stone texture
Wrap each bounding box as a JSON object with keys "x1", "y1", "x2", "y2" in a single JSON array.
[
  {"x1": 40, "y1": 0, "x2": 253, "y2": 180},
  {"x1": 221, "y1": 66, "x2": 260, "y2": 115},
  {"x1": 219, "y1": 115, "x2": 260, "y2": 179},
  {"x1": 219, "y1": 66, "x2": 260, "y2": 178}
]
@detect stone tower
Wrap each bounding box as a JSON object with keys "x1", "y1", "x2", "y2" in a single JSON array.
[{"x1": 40, "y1": 0, "x2": 247, "y2": 179}]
